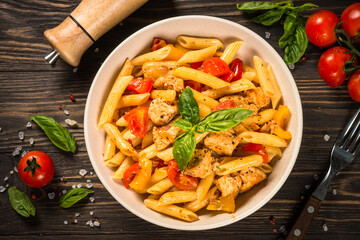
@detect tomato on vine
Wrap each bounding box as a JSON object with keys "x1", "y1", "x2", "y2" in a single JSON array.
[
  {"x1": 348, "y1": 71, "x2": 360, "y2": 102},
  {"x1": 18, "y1": 151, "x2": 54, "y2": 188},
  {"x1": 305, "y1": 10, "x2": 339, "y2": 47},
  {"x1": 341, "y1": 3, "x2": 360, "y2": 43}
]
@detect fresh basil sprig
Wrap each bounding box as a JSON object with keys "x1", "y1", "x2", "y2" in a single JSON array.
[
  {"x1": 237, "y1": 1, "x2": 318, "y2": 65},
  {"x1": 172, "y1": 87, "x2": 252, "y2": 170},
  {"x1": 31, "y1": 115, "x2": 77, "y2": 153},
  {"x1": 8, "y1": 187, "x2": 36, "y2": 217},
  {"x1": 59, "y1": 188, "x2": 94, "y2": 208}
]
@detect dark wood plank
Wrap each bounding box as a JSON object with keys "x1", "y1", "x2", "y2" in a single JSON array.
[{"x1": 1, "y1": 0, "x2": 360, "y2": 239}]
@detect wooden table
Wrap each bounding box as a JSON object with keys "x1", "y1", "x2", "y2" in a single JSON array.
[{"x1": 1, "y1": 0, "x2": 359, "y2": 239}]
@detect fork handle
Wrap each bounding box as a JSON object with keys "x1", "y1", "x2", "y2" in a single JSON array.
[{"x1": 286, "y1": 196, "x2": 322, "y2": 240}]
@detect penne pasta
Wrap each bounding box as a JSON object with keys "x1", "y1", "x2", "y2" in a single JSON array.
[
  {"x1": 141, "y1": 130, "x2": 154, "y2": 149},
  {"x1": 216, "y1": 155, "x2": 263, "y2": 176},
  {"x1": 159, "y1": 191, "x2": 197, "y2": 205},
  {"x1": 220, "y1": 41, "x2": 244, "y2": 65},
  {"x1": 98, "y1": 76, "x2": 132, "y2": 128},
  {"x1": 238, "y1": 131, "x2": 288, "y2": 147},
  {"x1": 116, "y1": 93, "x2": 150, "y2": 109},
  {"x1": 190, "y1": 88, "x2": 220, "y2": 110},
  {"x1": 147, "y1": 178, "x2": 174, "y2": 195},
  {"x1": 104, "y1": 151, "x2": 126, "y2": 168},
  {"x1": 196, "y1": 172, "x2": 215, "y2": 202},
  {"x1": 103, "y1": 135, "x2": 116, "y2": 160},
  {"x1": 103, "y1": 123, "x2": 137, "y2": 156},
  {"x1": 112, "y1": 157, "x2": 134, "y2": 181},
  {"x1": 198, "y1": 103, "x2": 212, "y2": 118},
  {"x1": 177, "y1": 45, "x2": 217, "y2": 64},
  {"x1": 183, "y1": 186, "x2": 219, "y2": 212},
  {"x1": 253, "y1": 56, "x2": 274, "y2": 97},
  {"x1": 131, "y1": 46, "x2": 172, "y2": 66},
  {"x1": 119, "y1": 59, "x2": 134, "y2": 76},
  {"x1": 146, "y1": 167, "x2": 168, "y2": 189},
  {"x1": 201, "y1": 79, "x2": 256, "y2": 99},
  {"x1": 116, "y1": 116, "x2": 128, "y2": 127},
  {"x1": 176, "y1": 35, "x2": 223, "y2": 49},
  {"x1": 267, "y1": 65, "x2": 282, "y2": 108},
  {"x1": 144, "y1": 199, "x2": 199, "y2": 222},
  {"x1": 172, "y1": 67, "x2": 230, "y2": 89},
  {"x1": 241, "y1": 109, "x2": 277, "y2": 126},
  {"x1": 150, "y1": 90, "x2": 176, "y2": 101}
]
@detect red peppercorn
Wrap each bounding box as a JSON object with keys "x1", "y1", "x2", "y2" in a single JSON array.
[
  {"x1": 31, "y1": 194, "x2": 36, "y2": 200},
  {"x1": 301, "y1": 56, "x2": 307, "y2": 61},
  {"x1": 70, "y1": 95, "x2": 76, "y2": 102},
  {"x1": 58, "y1": 104, "x2": 62, "y2": 110}
]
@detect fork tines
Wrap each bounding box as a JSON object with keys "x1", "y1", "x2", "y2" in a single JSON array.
[{"x1": 337, "y1": 108, "x2": 360, "y2": 154}]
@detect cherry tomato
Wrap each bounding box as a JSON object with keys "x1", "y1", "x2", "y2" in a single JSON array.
[
  {"x1": 348, "y1": 70, "x2": 360, "y2": 102},
  {"x1": 124, "y1": 107, "x2": 149, "y2": 138},
  {"x1": 318, "y1": 46, "x2": 356, "y2": 87},
  {"x1": 126, "y1": 79, "x2": 153, "y2": 94},
  {"x1": 213, "y1": 100, "x2": 236, "y2": 111},
  {"x1": 341, "y1": 3, "x2": 360, "y2": 43},
  {"x1": 190, "y1": 61, "x2": 203, "y2": 69},
  {"x1": 167, "y1": 160, "x2": 199, "y2": 191},
  {"x1": 305, "y1": 10, "x2": 339, "y2": 47},
  {"x1": 200, "y1": 57, "x2": 230, "y2": 77},
  {"x1": 123, "y1": 163, "x2": 141, "y2": 189},
  {"x1": 229, "y1": 58, "x2": 244, "y2": 81},
  {"x1": 219, "y1": 71, "x2": 235, "y2": 82},
  {"x1": 242, "y1": 143, "x2": 269, "y2": 164},
  {"x1": 18, "y1": 151, "x2": 54, "y2": 188},
  {"x1": 184, "y1": 80, "x2": 203, "y2": 92},
  {"x1": 151, "y1": 38, "x2": 167, "y2": 51}
]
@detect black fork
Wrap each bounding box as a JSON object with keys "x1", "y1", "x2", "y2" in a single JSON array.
[{"x1": 286, "y1": 108, "x2": 360, "y2": 240}]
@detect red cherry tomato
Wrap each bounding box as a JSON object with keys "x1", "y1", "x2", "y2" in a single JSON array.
[
  {"x1": 18, "y1": 151, "x2": 54, "y2": 188},
  {"x1": 341, "y1": 3, "x2": 360, "y2": 43},
  {"x1": 242, "y1": 143, "x2": 269, "y2": 164},
  {"x1": 167, "y1": 160, "x2": 199, "y2": 191},
  {"x1": 124, "y1": 107, "x2": 149, "y2": 138},
  {"x1": 305, "y1": 10, "x2": 339, "y2": 47},
  {"x1": 213, "y1": 100, "x2": 236, "y2": 111},
  {"x1": 123, "y1": 163, "x2": 142, "y2": 189},
  {"x1": 200, "y1": 57, "x2": 230, "y2": 77},
  {"x1": 184, "y1": 80, "x2": 203, "y2": 92},
  {"x1": 219, "y1": 71, "x2": 235, "y2": 82},
  {"x1": 318, "y1": 46, "x2": 356, "y2": 87},
  {"x1": 151, "y1": 38, "x2": 167, "y2": 51},
  {"x1": 348, "y1": 70, "x2": 360, "y2": 102},
  {"x1": 126, "y1": 79, "x2": 153, "y2": 94},
  {"x1": 229, "y1": 58, "x2": 244, "y2": 81},
  {"x1": 190, "y1": 61, "x2": 203, "y2": 69}
]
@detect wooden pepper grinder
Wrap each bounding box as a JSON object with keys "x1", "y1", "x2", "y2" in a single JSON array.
[{"x1": 44, "y1": 0, "x2": 148, "y2": 67}]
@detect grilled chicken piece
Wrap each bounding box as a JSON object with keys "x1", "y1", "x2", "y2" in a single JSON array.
[
  {"x1": 148, "y1": 98, "x2": 178, "y2": 126},
  {"x1": 215, "y1": 175, "x2": 242, "y2": 197},
  {"x1": 203, "y1": 129, "x2": 240, "y2": 156},
  {"x1": 244, "y1": 87, "x2": 270, "y2": 110},
  {"x1": 260, "y1": 120, "x2": 277, "y2": 134},
  {"x1": 143, "y1": 66, "x2": 169, "y2": 81},
  {"x1": 153, "y1": 73, "x2": 184, "y2": 92},
  {"x1": 219, "y1": 95, "x2": 259, "y2": 115},
  {"x1": 184, "y1": 149, "x2": 214, "y2": 178},
  {"x1": 152, "y1": 125, "x2": 182, "y2": 151},
  {"x1": 238, "y1": 167, "x2": 266, "y2": 193}
]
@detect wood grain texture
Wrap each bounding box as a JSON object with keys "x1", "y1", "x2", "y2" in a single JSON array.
[{"x1": 1, "y1": 0, "x2": 360, "y2": 239}]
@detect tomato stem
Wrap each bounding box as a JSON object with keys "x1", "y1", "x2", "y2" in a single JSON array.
[
  {"x1": 335, "y1": 23, "x2": 360, "y2": 59},
  {"x1": 24, "y1": 157, "x2": 41, "y2": 177}
]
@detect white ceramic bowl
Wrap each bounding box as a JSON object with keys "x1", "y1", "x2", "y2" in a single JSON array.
[{"x1": 84, "y1": 15, "x2": 303, "y2": 230}]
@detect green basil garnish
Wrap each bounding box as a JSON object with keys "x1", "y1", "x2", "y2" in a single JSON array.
[
  {"x1": 59, "y1": 188, "x2": 94, "y2": 208},
  {"x1": 31, "y1": 115, "x2": 77, "y2": 153},
  {"x1": 8, "y1": 187, "x2": 36, "y2": 217},
  {"x1": 237, "y1": 0, "x2": 318, "y2": 65},
  {"x1": 172, "y1": 87, "x2": 252, "y2": 170}
]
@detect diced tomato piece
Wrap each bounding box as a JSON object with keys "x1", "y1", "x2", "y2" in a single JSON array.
[
  {"x1": 190, "y1": 61, "x2": 203, "y2": 69},
  {"x1": 124, "y1": 107, "x2": 149, "y2": 138},
  {"x1": 200, "y1": 57, "x2": 230, "y2": 77},
  {"x1": 184, "y1": 80, "x2": 203, "y2": 92},
  {"x1": 213, "y1": 100, "x2": 236, "y2": 111},
  {"x1": 229, "y1": 58, "x2": 243, "y2": 81},
  {"x1": 219, "y1": 71, "x2": 235, "y2": 82},
  {"x1": 126, "y1": 79, "x2": 153, "y2": 94},
  {"x1": 242, "y1": 143, "x2": 269, "y2": 164},
  {"x1": 167, "y1": 160, "x2": 199, "y2": 191},
  {"x1": 123, "y1": 163, "x2": 142, "y2": 189},
  {"x1": 151, "y1": 38, "x2": 167, "y2": 51}
]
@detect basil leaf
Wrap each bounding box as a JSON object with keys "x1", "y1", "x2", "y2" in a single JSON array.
[
  {"x1": 8, "y1": 187, "x2": 35, "y2": 217},
  {"x1": 178, "y1": 87, "x2": 200, "y2": 125},
  {"x1": 237, "y1": 1, "x2": 290, "y2": 11},
  {"x1": 293, "y1": 3, "x2": 318, "y2": 12},
  {"x1": 31, "y1": 115, "x2": 77, "y2": 153},
  {"x1": 283, "y1": 16, "x2": 308, "y2": 65},
  {"x1": 173, "y1": 130, "x2": 196, "y2": 171},
  {"x1": 59, "y1": 188, "x2": 94, "y2": 208},
  {"x1": 278, "y1": 13, "x2": 297, "y2": 49},
  {"x1": 173, "y1": 119, "x2": 193, "y2": 131},
  {"x1": 196, "y1": 108, "x2": 253, "y2": 133},
  {"x1": 252, "y1": 8, "x2": 285, "y2": 26}
]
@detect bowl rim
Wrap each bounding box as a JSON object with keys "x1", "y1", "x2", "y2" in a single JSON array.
[{"x1": 84, "y1": 15, "x2": 303, "y2": 230}]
